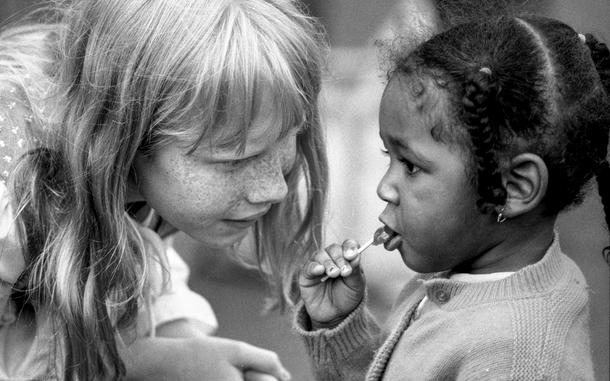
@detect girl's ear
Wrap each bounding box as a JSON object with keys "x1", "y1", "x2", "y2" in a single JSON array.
[{"x1": 500, "y1": 153, "x2": 548, "y2": 218}]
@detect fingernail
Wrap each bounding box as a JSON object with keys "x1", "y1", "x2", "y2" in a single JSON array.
[
  {"x1": 344, "y1": 249, "x2": 356, "y2": 259},
  {"x1": 281, "y1": 369, "x2": 292, "y2": 381},
  {"x1": 328, "y1": 265, "x2": 338, "y2": 274},
  {"x1": 313, "y1": 263, "x2": 325, "y2": 273},
  {"x1": 341, "y1": 265, "x2": 351, "y2": 275}
]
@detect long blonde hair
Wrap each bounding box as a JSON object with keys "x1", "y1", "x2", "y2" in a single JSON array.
[{"x1": 3, "y1": 0, "x2": 328, "y2": 379}]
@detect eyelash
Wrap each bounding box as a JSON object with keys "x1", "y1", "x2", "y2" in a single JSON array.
[
  {"x1": 380, "y1": 148, "x2": 421, "y2": 175},
  {"x1": 228, "y1": 155, "x2": 258, "y2": 167}
]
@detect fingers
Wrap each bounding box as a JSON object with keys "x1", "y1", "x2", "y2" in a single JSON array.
[
  {"x1": 342, "y1": 239, "x2": 360, "y2": 263},
  {"x1": 244, "y1": 370, "x2": 280, "y2": 381},
  {"x1": 301, "y1": 240, "x2": 360, "y2": 282},
  {"x1": 301, "y1": 258, "x2": 326, "y2": 281},
  {"x1": 322, "y1": 243, "x2": 348, "y2": 278},
  {"x1": 232, "y1": 343, "x2": 291, "y2": 381}
]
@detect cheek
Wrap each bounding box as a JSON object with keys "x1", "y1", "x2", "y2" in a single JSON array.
[
  {"x1": 136, "y1": 153, "x2": 242, "y2": 221},
  {"x1": 399, "y1": 175, "x2": 474, "y2": 233},
  {"x1": 281, "y1": 136, "x2": 298, "y2": 174}
]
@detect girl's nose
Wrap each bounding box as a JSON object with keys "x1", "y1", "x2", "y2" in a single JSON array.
[
  {"x1": 245, "y1": 152, "x2": 288, "y2": 205},
  {"x1": 376, "y1": 169, "x2": 399, "y2": 205}
]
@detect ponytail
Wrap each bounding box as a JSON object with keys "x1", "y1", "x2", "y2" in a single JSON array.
[{"x1": 584, "y1": 34, "x2": 610, "y2": 264}]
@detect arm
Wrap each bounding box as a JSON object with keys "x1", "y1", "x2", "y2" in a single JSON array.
[
  {"x1": 295, "y1": 240, "x2": 382, "y2": 380},
  {"x1": 121, "y1": 233, "x2": 291, "y2": 381},
  {"x1": 121, "y1": 335, "x2": 290, "y2": 381},
  {"x1": 294, "y1": 295, "x2": 381, "y2": 381}
]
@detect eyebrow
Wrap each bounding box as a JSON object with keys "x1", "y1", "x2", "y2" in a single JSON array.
[{"x1": 385, "y1": 135, "x2": 431, "y2": 165}]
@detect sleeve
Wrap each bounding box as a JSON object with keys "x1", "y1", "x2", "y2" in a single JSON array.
[
  {"x1": 133, "y1": 228, "x2": 218, "y2": 337},
  {"x1": 557, "y1": 308, "x2": 595, "y2": 380},
  {"x1": 293, "y1": 294, "x2": 381, "y2": 381},
  {"x1": 149, "y1": 237, "x2": 218, "y2": 334}
]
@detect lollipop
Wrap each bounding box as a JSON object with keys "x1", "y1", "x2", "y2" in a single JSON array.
[
  {"x1": 359, "y1": 226, "x2": 392, "y2": 254},
  {"x1": 320, "y1": 226, "x2": 392, "y2": 281}
]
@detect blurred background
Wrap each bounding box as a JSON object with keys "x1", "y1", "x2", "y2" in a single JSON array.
[{"x1": 1, "y1": 0, "x2": 608, "y2": 380}]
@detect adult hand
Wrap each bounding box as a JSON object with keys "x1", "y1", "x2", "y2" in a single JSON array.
[{"x1": 298, "y1": 239, "x2": 366, "y2": 329}]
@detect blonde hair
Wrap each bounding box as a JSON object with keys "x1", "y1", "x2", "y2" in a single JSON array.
[{"x1": 3, "y1": 0, "x2": 328, "y2": 379}]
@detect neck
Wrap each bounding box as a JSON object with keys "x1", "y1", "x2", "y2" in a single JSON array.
[
  {"x1": 126, "y1": 177, "x2": 145, "y2": 203},
  {"x1": 458, "y1": 215, "x2": 556, "y2": 274}
]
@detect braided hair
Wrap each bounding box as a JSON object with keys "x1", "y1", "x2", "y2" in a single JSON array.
[
  {"x1": 584, "y1": 34, "x2": 610, "y2": 263},
  {"x1": 389, "y1": 16, "x2": 610, "y2": 263}
]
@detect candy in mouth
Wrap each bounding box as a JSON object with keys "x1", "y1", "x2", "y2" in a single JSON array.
[
  {"x1": 373, "y1": 226, "x2": 392, "y2": 245},
  {"x1": 381, "y1": 226, "x2": 402, "y2": 251}
]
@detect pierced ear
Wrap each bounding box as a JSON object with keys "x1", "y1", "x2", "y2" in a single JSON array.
[{"x1": 500, "y1": 153, "x2": 548, "y2": 218}]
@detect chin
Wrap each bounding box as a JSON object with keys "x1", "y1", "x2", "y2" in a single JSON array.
[
  {"x1": 189, "y1": 228, "x2": 250, "y2": 249},
  {"x1": 399, "y1": 247, "x2": 437, "y2": 274}
]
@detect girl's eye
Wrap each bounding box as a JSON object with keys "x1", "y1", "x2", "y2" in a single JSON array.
[
  {"x1": 229, "y1": 157, "x2": 249, "y2": 167},
  {"x1": 380, "y1": 148, "x2": 420, "y2": 175},
  {"x1": 228, "y1": 154, "x2": 259, "y2": 167},
  {"x1": 400, "y1": 158, "x2": 421, "y2": 175}
]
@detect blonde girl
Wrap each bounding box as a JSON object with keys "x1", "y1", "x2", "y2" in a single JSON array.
[{"x1": 0, "y1": 0, "x2": 327, "y2": 380}]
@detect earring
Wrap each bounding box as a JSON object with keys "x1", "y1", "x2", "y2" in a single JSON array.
[{"x1": 496, "y1": 206, "x2": 507, "y2": 223}]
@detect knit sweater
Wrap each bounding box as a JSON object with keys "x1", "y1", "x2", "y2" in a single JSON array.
[{"x1": 294, "y1": 236, "x2": 594, "y2": 380}]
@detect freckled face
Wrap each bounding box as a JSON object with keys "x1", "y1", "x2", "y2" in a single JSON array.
[
  {"x1": 133, "y1": 105, "x2": 297, "y2": 248},
  {"x1": 377, "y1": 76, "x2": 493, "y2": 273}
]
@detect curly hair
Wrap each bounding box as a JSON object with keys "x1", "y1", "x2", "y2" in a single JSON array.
[{"x1": 388, "y1": 16, "x2": 610, "y2": 257}]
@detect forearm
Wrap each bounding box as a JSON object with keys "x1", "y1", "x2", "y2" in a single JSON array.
[
  {"x1": 119, "y1": 319, "x2": 209, "y2": 380},
  {"x1": 155, "y1": 318, "x2": 214, "y2": 338},
  {"x1": 120, "y1": 337, "x2": 185, "y2": 381},
  {"x1": 294, "y1": 299, "x2": 381, "y2": 381}
]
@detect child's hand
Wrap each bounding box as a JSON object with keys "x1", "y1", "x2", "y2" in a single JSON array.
[{"x1": 299, "y1": 239, "x2": 365, "y2": 329}]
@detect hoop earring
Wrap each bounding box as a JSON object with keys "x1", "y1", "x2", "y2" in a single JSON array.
[{"x1": 496, "y1": 207, "x2": 507, "y2": 223}]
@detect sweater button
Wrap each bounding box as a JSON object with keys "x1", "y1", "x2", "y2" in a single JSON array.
[{"x1": 435, "y1": 290, "x2": 450, "y2": 304}]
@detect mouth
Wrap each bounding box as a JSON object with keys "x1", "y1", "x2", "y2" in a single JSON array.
[
  {"x1": 379, "y1": 223, "x2": 402, "y2": 251},
  {"x1": 223, "y1": 208, "x2": 271, "y2": 228}
]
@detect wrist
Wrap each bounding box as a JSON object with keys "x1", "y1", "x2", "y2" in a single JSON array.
[{"x1": 310, "y1": 314, "x2": 350, "y2": 330}]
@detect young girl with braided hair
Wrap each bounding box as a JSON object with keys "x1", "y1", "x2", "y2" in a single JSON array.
[
  {"x1": 295, "y1": 15, "x2": 609, "y2": 380},
  {"x1": 0, "y1": 0, "x2": 327, "y2": 380}
]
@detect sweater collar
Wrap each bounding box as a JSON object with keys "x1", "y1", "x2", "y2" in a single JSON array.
[{"x1": 419, "y1": 233, "x2": 569, "y2": 309}]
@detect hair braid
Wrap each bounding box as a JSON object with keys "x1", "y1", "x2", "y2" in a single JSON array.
[
  {"x1": 461, "y1": 68, "x2": 507, "y2": 211},
  {"x1": 595, "y1": 161, "x2": 610, "y2": 263},
  {"x1": 584, "y1": 34, "x2": 610, "y2": 264},
  {"x1": 585, "y1": 34, "x2": 610, "y2": 94}
]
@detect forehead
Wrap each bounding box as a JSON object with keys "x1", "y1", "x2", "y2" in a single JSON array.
[
  {"x1": 199, "y1": 94, "x2": 288, "y2": 157},
  {"x1": 380, "y1": 75, "x2": 446, "y2": 139}
]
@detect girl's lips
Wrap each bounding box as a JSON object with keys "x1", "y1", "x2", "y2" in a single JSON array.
[{"x1": 382, "y1": 225, "x2": 402, "y2": 251}]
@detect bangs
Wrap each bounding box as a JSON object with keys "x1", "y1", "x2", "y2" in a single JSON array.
[{"x1": 151, "y1": 0, "x2": 314, "y2": 154}]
